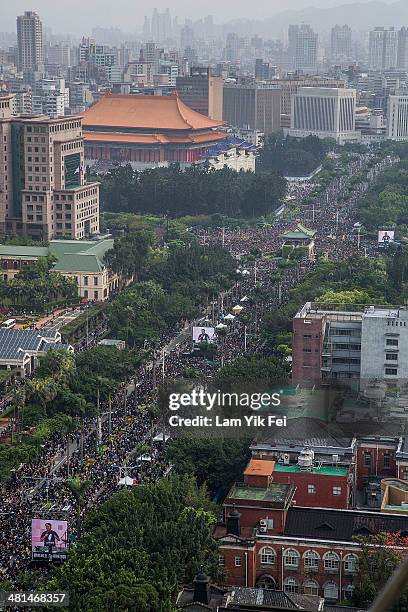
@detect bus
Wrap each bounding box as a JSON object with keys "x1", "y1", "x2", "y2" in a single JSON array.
[{"x1": 1, "y1": 319, "x2": 16, "y2": 329}]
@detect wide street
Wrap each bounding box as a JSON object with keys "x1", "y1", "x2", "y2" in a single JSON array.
[{"x1": 0, "y1": 150, "x2": 398, "y2": 584}]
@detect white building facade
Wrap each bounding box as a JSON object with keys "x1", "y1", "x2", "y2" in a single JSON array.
[
  {"x1": 387, "y1": 95, "x2": 408, "y2": 140},
  {"x1": 288, "y1": 87, "x2": 359, "y2": 144}
]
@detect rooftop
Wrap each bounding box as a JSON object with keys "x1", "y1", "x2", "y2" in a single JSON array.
[
  {"x1": 0, "y1": 329, "x2": 62, "y2": 361},
  {"x1": 227, "y1": 482, "x2": 293, "y2": 504},
  {"x1": 84, "y1": 130, "x2": 226, "y2": 145},
  {"x1": 284, "y1": 506, "x2": 408, "y2": 541},
  {"x1": 244, "y1": 459, "x2": 275, "y2": 477},
  {"x1": 274, "y1": 464, "x2": 348, "y2": 477},
  {"x1": 83, "y1": 93, "x2": 223, "y2": 132}
]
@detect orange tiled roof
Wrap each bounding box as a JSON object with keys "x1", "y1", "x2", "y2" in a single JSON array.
[
  {"x1": 83, "y1": 93, "x2": 224, "y2": 131},
  {"x1": 83, "y1": 130, "x2": 227, "y2": 145},
  {"x1": 243, "y1": 458, "x2": 275, "y2": 477}
]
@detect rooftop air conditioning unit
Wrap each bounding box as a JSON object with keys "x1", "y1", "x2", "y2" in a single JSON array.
[{"x1": 332, "y1": 454, "x2": 340, "y2": 463}]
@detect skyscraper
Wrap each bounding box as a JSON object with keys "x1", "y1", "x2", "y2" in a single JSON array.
[
  {"x1": 397, "y1": 27, "x2": 408, "y2": 71},
  {"x1": 223, "y1": 83, "x2": 281, "y2": 135},
  {"x1": 288, "y1": 25, "x2": 318, "y2": 73},
  {"x1": 368, "y1": 27, "x2": 398, "y2": 71},
  {"x1": 387, "y1": 95, "x2": 408, "y2": 141},
  {"x1": 16, "y1": 11, "x2": 44, "y2": 73},
  {"x1": 331, "y1": 25, "x2": 352, "y2": 62},
  {"x1": 0, "y1": 95, "x2": 99, "y2": 240}
]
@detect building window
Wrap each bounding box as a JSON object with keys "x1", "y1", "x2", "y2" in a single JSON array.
[
  {"x1": 384, "y1": 454, "x2": 391, "y2": 468},
  {"x1": 323, "y1": 552, "x2": 340, "y2": 571},
  {"x1": 308, "y1": 484, "x2": 316, "y2": 494},
  {"x1": 386, "y1": 338, "x2": 398, "y2": 346},
  {"x1": 343, "y1": 554, "x2": 358, "y2": 574},
  {"x1": 260, "y1": 547, "x2": 275, "y2": 565},
  {"x1": 304, "y1": 580, "x2": 319, "y2": 596},
  {"x1": 235, "y1": 556, "x2": 241, "y2": 567},
  {"x1": 386, "y1": 353, "x2": 398, "y2": 361},
  {"x1": 304, "y1": 550, "x2": 319, "y2": 569},
  {"x1": 94, "y1": 291, "x2": 98, "y2": 300},
  {"x1": 94, "y1": 276, "x2": 98, "y2": 285},
  {"x1": 364, "y1": 452, "x2": 371, "y2": 467},
  {"x1": 218, "y1": 555, "x2": 225, "y2": 566},
  {"x1": 343, "y1": 584, "x2": 354, "y2": 601},
  {"x1": 284, "y1": 549, "x2": 300, "y2": 568},
  {"x1": 385, "y1": 368, "x2": 398, "y2": 376},
  {"x1": 84, "y1": 276, "x2": 88, "y2": 286},
  {"x1": 324, "y1": 581, "x2": 339, "y2": 600},
  {"x1": 332, "y1": 486, "x2": 341, "y2": 496},
  {"x1": 84, "y1": 290, "x2": 88, "y2": 298},
  {"x1": 284, "y1": 577, "x2": 299, "y2": 594}
]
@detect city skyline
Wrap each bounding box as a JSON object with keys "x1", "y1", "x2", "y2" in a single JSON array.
[{"x1": 0, "y1": 0, "x2": 403, "y2": 34}]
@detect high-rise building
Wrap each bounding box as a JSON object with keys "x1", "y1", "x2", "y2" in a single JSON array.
[
  {"x1": 176, "y1": 67, "x2": 223, "y2": 120},
  {"x1": 255, "y1": 59, "x2": 276, "y2": 81},
  {"x1": 16, "y1": 11, "x2": 44, "y2": 73},
  {"x1": 368, "y1": 27, "x2": 398, "y2": 71},
  {"x1": 387, "y1": 95, "x2": 408, "y2": 140},
  {"x1": 0, "y1": 95, "x2": 99, "y2": 241},
  {"x1": 331, "y1": 25, "x2": 352, "y2": 62},
  {"x1": 288, "y1": 87, "x2": 358, "y2": 144},
  {"x1": 293, "y1": 301, "x2": 408, "y2": 391},
  {"x1": 397, "y1": 27, "x2": 408, "y2": 71},
  {"x1": 223, "y1": 83, "x2": 281, "y2": 135},
  {"x1": 269, "y1": 77, "x2": 346, "y2": 128},
  {"x1": 288, "y1": 24, "x2": 318, "y2": 73}
]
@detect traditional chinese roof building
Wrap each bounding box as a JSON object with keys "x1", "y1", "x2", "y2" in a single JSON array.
[{"x1": 83, "y1": 93, "x2": 229, "y2": 170}]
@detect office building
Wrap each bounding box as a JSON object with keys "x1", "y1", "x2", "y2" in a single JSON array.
[
  {"x1": 388, "y1": 94, "x2": 408, "y2": 140},
  {"x1": 288, "y1": 87, "x2": 358, "y2": 144},
  {"x1": 0, "y1": 94, "x2": 99, "y2": 241},
  {"x1": 16, "y1": 11, "x2": 44, "y2": 73},
  {"x1": 32, "y1": 78, "x2": 69, "y2": 118},
  {"x1": 223, "y1": 83, "x2": 281, "y2": 135},
  {"x1": 397, "y1": 28, "x2": 408, "y2": 71},
  {"x1": 269, "y1": 77, "x2": 345, "y2": 128},
  {"x1": 176, "y1": 67, "x2": 223, "y2": 120},
  {"x1": 331, "y1": 25, "x2": 352, "y2": 63},
  {"x1": 292, "y1": 301, "x2": 408, "y2": 391},
  {"x1": 288, "y1": 25, "x2": 318, "y2": 73},
  {"x1": 369, "y1": 27, "x2": 398, "y2": 71}
]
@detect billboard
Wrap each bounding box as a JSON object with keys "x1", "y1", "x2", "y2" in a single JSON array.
[
  {"x1": 31, "y1": 518, "x2": 69, "y2": 561},
  {"x1": 378, "y1": 230, "x2": 395, "y2": 244},
  {"x1": 192, "y1": 326, "x2": 216, "y2": 344}
]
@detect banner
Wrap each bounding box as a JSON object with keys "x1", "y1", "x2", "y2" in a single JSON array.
[
  {"x1": 31, "y1": 518, "x2": 69, "y2": 561},
  {"x1": 378, "y1": 230, "x2": 394, "y2": 244}
]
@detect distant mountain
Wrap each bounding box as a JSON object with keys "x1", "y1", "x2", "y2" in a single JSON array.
[{"x1": 225, "y1": 0, "x2": 408, "y2": 36}]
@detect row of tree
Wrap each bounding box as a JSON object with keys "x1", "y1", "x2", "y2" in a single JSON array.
[
  {"x1": 95, "y1": 163, "x2": 287, "y2": 218},
  {"x1": 0, "y1": 346, "x2": 140, "y2": 481},
  {"x1": 0, "y1": 257, "x2": 77, "y2": 314},
  {"x1": 257, "y1": 133, "x2": 329, "y2": 177}
]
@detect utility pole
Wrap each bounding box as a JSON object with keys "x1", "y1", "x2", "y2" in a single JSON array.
[
  {"x1": 278, "y1": 282, "x2": 282, "y2": 305},
  {"x1": 357, "y1": 227, "x2": 361, "y2": 250},
  {"x1": 222, "y1": 227, "x2": 225, "y2": 248},
  {"x1": 162, "y1": 349, "x2": 165, "y2": 380},
  {"x1": 108, "y1": 395, "x2": 112, "y2": 437},
  {"x1": 312, "y1": 202, "x2": 315, "y2": 223},
  {"x1": 244, "y1": 326, "x2": 247, "y2": 353},
  {"x1": 96, "y1": 386, "x2": 102, "y2": 447}
]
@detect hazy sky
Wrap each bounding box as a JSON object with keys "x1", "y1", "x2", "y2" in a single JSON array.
[{"x1": 0, "y1": 0, "x2": 398, "y2": 34}]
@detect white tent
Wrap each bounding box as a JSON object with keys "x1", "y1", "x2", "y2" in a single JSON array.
[
  {"x1": 153, "y1": 432, "x2": 170, "y2": 442},
  {"x1": 224, "y1": 313, "x2": 235, "y2": 321},
  {"x1": 240, "y1": 295, "x2": 249, "y2": 302},
  {"x1": 232, "y1": 305, "x2": 243, "y2": 315},
  {"x1": 118, "y1": 476, "x2": 137, "y2": 486},
  {"x1": 136, "y1": 454, "x2": 153, "y2": 462}
]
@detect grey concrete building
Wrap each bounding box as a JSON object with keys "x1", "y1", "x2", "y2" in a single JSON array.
[{"x1": 222, "y1": 83, "x2": 281, "y2": 135}]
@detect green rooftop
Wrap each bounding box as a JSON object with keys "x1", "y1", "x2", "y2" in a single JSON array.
[
  {"x1": 228, "y1": 483, "x2": 291, "y2": 503},
  {"x1": 281, "y1": 223, "x2": 316, "y2": 240},
  {"x1": 0, "y1": 239, "x2": 114, "y2": 274},
  {"x1": 274, "y1": 464, "x2": 348, "y2": 476}
]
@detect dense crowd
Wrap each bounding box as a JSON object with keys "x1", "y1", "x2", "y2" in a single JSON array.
[{"x1": 0, "y1": 151, "x2": 399, "y2": 585}]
